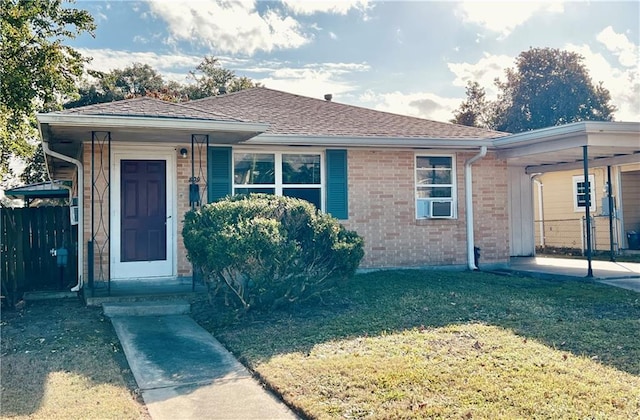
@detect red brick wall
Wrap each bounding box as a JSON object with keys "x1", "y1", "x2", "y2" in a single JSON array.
[{"x1": 342, "y1": 149, "x2": 509, "y2": 268}]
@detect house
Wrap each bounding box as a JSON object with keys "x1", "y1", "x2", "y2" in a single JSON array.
[
  {"x1": 36, "y1": 87, "x2": 640, "y2": 293},
  {"x1": 532, "y1": 163, "x2": 640, "y2": 253}
]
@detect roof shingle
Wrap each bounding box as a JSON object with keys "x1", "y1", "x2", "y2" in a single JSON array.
[
  {"x1": 191, "y1": 87, "x2": 506, "y2": 139},
  {"x1": 60, "y1": 97, "x2": 243, "y2": 122}
]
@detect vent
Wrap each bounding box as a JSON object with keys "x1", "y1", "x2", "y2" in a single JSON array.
[{"x1": 324, "y1": 93, "x2": 332, "y2": 101}]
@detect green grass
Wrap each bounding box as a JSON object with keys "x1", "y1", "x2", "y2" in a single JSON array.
[
  {"x1": 1, "y1": 299, "x2": 149, "y2": 419},
  {"x1": 192, "y1": 270, "x2": 640, "y2": 419}
]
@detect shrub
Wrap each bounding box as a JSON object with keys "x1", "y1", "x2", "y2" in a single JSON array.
[{"x1": 182, "y1": 194, "x2": 364, "y2": 310}]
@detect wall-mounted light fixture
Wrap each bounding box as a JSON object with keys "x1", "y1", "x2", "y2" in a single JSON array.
[{"x1": 180, "y1": 148, "x2": 188, "y2": 158}]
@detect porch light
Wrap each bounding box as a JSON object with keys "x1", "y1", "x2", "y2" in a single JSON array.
[{"x1": 180, "y1": 148, "x2": 188, "y2": 158}]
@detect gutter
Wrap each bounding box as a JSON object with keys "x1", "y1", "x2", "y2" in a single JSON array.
[
  {"x1": 39, "y1": 128, "x2": 84, "y2": 292},
  {"x1": 465, "y1": 146, "x2": 487, "y2": 270}
]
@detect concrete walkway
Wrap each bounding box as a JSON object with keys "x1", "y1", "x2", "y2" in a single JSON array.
[
  {"x1": 509, "y1": 257, "x2": 640, "y2": 292},
  {"x1": 104, "y1": 301, "x2": 298, "y2": 420}
]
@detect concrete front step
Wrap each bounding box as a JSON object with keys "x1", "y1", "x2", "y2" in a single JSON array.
[{"x1": 103, "y1": 300, "x2": 191, "y2": 317}]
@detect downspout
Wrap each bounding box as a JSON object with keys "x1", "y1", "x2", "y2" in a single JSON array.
[
  {"x1": 39, "y1": 130, "x2": 84, "y2": 292},
  {"x1": 531, "y1": 174, "x2": 545, "y2": 248},
  {"x1": 465, "y1": 146, "x2": 487, "y2": 270}
]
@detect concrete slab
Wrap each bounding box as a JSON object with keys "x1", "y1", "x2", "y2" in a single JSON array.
[
  {"x1": 110, "y1": 313, "x2": 299, "y2": 419},
  {"x1": 103, "y1": 300, "x2": 191, "y2": 317},
  {"x1": 143, "y1": 378, "x2": 298, "y2": 420},
  {"x1": 110, "y1": 315, "x2": 248, "y2": 389},
  {"x1": 509, "y1": 257, "x2": 640, "y2": 280},
  {"x1": 596, "y1": 277, "x2": 640, "y2": 293}
]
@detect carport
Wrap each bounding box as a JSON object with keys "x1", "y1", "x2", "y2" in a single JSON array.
[{"x1": 494, "y1": 121, "x2": 640, "y2": 277}]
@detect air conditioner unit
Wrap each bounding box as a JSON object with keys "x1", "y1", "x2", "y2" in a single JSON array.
[
  {"x1": 417, "y1": 200, "x2": 453, "y2": 219},
  {"x1": 430, "y1": 201, "x2": 453, "y2": 218}
]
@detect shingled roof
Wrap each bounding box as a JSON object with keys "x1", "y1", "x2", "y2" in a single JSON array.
[
  {"x1": 190, "y1": 87, "x2": 506, "y2": 139},
  {"x1": 59, "y1": 97, "x2": 243, "y2": 122}
]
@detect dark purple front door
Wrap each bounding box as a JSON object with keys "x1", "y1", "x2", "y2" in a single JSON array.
[{"x1": 120, "y1": 160, "x2": 167, "y2": 262}]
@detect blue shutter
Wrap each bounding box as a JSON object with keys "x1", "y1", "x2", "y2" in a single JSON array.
[
  {"x1": 325, "y1": 149, "x2": 348, "y2": 219},
  {"x1": 208, "y1": 147, "x2": 232, "y2": 202}
]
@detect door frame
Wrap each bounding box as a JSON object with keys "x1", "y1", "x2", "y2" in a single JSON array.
[{"x1": 110, "y1": 144, "x2": 177, "y2": 280}]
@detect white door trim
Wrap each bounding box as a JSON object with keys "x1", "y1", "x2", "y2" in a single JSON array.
[{"x1": 110, "y1": 145, "x2": 177, "y2": 280}]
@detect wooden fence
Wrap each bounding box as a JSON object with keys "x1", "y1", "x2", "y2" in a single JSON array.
[{"x1": 1, "y1": 206, "x2": 77, "y2": 305}]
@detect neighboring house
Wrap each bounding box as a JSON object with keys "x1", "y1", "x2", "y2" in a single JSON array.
[
  {"x1": 532, "y1": 163, "x2": 640, "y2": 252},
  {"x1": 36, "y1": 87, "x2": 640, "y2": 293}
]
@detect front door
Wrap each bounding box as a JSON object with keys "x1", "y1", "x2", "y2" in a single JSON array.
[
  {"x1": 121, "y1": 160, "x2": 166, "y2": 262},
  {"x1": 112, "y1": 153, "x2": 174, "y2": 280}
]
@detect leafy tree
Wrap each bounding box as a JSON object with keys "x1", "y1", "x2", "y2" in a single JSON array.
[
  {"x1": 0, "y1": 0, "x2": 95, "y2": 177},
  {"x1": 185, "y1": 55, "x2": 260, "y2": 99},
  {"x1": 450, "y1": 81, "x2": 494, "y2": 128},
  {"x1": 64, "y1": 64, "x2": 172, "y2": 108},
  {"x1": 452, "y1": 48, "x2": 616, "y2": 133}
]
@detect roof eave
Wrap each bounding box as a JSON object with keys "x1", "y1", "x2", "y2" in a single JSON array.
[
  {"x1": 493, "y1": 121, "x2": 640, "y2": 148},
  {"x1": 36, "y1": 113, "x2": 269, "y2": 137}
]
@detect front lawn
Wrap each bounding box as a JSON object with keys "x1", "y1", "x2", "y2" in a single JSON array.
[
  {"x1": 1, "y1": 299, "x2": 149, "y2": 419},
  {"x1": 192, "y1": 270, "x2": 640, "y2": 419}
]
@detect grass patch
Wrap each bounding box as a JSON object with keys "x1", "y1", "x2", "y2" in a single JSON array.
[
  {"x1": 1, "y1": 299, "x2": 148, "y2": 419},
  {"x1": 192, "y1": 270, "x2": 640, "y2": 419}
]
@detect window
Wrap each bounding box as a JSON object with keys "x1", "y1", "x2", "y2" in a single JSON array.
[
  {"x1": 415, "y1": 155, "x2": 456, "y2": 219},
  {"x1": 233, "y1": 152, "x2": 323, "y2": 209},
  {"x1": 573, "y1": 175, "x2": 595, "y2": 212}
]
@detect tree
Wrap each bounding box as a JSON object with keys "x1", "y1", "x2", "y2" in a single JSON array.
[
  {"x1": 450, "y1": 81, "x2": 493, "y2": 128},
  {"x1": 64, "y1": 64, "x2": 173, "y2": 108},
  {"x1": 185, "y1": 56, "x2": 260, "y2": 99},
  {"x1": 451, "y1": 48, "x2": 616, "y2": 133},
  {"x1": 0, "y1": 0, "x2": 95, "y2": 177}
]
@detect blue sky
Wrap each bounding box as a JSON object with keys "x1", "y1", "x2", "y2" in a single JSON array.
[{"x1": 71, "y1": 0, "x2": 640, "y2": 123}]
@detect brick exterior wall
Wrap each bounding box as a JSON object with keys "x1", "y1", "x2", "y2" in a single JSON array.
[
  {"x1": 342, "y1": 149, "x2": 509, "y2": 268},
  {"x1": 82, "y1": 145, "x2": 509, "y2": 281}
]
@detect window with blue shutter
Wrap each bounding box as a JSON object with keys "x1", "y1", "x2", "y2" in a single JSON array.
[
  {"x1": 326, "y1": 149, "x2": 348, "y2": 219},
  {"x1": 208, "y1": 147, "x2": 232, "y2": 202}
]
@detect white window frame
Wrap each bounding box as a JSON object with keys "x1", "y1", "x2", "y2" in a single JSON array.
[
  {"x1": 573, "y1": 174, "x2": 596, "y2": 212},
  {"x1": 415, "y1": 153, "x2": 457, "y2": 219},
  {"x1": 232, "y1": 149, "x2": 325, "y2": 211}
]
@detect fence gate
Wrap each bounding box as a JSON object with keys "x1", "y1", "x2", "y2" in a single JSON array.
[{"x1": 0, "y1": 206, "x2": 78, "y2": 305}]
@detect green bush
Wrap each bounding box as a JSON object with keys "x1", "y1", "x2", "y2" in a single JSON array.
[{"x1": 182, "y1": 194, "x2": 364, "y2": 310}]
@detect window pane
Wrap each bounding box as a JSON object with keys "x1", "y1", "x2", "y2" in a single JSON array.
[
  {"x1": 282, "y1": 154, "x2": 321, "y2": 184},
  {"x1": 416, "y1": 187, "x2": 452, "y2": 199},
  {"x1": 234, "y1": 153, "x2": 275, "y2": 184},
  {"x1": 283, "y1": 188, "x2": 321, "y2": 209},
  {"x1": 416, "y1": 156, "x2": 452, "y2": 170},
  {"x1": 416, "y1": 169, "x2": 452, "y2": 185},
  {"x1": 234, "y1": 188, "x2": 275, "y2": 195}
]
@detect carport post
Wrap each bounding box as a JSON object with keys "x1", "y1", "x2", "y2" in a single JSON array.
[
  {"x1": 607, "y1": 165, "x2": 615, "y2": 262},
  {"x1": 583, "y1": 146, "x2": 593, "y2": 277}
]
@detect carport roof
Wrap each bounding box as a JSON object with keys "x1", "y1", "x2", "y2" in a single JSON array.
[{"x1": 494, "y1": 121, "x2": 640, "y2": 173}]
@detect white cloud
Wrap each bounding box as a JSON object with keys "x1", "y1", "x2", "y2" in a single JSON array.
[
  {"x1": 146, "y1": 0, "x2": 310, "y2": 55},
  {"x1": 359, "y1": 90, "x2": 462, "y2": 123},
  {"x1": 329, "y1": 31, "x2": 338, "y2": 40},
  {"x1": 256, "y1": 62, "x2": 370, "y2": 98},
  {"x1": 447, "y1": 53, "x2": 514, "y2": 98},
  {"x1": 456, "y1": 1, "x2": 564, "y2": 38},
  {"x1": 281, "y1": 0, "x2": 370, "y2": 15},
  {"x1": 596, "y1": 26, "x2": 640, "y2": 68},
  {"x1": 565, "y1": 43, "x2": 639, "y2": 122},
  {"x1": 78, "y1": 48, "x2": 203, "y2": 82}
]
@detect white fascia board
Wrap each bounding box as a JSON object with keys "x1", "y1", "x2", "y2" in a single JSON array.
[
  {"x1": 36, "y1": 113, "x2": 268, "y2": 133},
  {"x1": 244, "y1": 134, "x2": 495, "y2": 149},
  {"x1": 493, "y1": 121, "x2": 640, "y2": 148}
]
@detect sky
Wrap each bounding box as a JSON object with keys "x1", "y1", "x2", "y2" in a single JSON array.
[{"x1": 69, "y1": 0, "x2": 640, "y2": 123}]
